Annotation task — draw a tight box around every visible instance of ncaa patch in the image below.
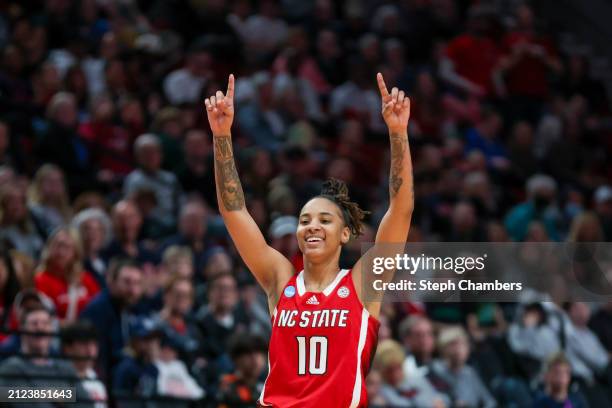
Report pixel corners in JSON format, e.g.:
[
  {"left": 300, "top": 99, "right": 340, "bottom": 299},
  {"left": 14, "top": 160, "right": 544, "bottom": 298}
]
[
  {"left": 337, "top": 286, "right": 350, "bottom": 298},
  {"left": 284, "top": 285, "right": 296, "bottom": 298}
]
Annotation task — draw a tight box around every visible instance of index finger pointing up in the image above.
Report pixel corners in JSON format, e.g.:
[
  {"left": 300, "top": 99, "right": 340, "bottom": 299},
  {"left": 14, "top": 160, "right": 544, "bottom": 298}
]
[
  {"left": 226, "top": 74, "right": 235, "bottom": 99},
  {"left": 377, "top": 72, "right": 390, "bottom": 100}
]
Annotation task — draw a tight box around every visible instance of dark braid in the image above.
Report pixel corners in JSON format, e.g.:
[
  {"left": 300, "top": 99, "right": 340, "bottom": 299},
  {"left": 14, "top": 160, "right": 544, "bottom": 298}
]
[{"left": 319, "top": 178, "right": 369, "bottom": 237}]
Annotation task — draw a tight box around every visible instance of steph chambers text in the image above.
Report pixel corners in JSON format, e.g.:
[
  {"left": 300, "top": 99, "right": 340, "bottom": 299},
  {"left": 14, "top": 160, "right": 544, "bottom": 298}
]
[{"left": 373, "top": 279, "right": 522, "bottom": 292}]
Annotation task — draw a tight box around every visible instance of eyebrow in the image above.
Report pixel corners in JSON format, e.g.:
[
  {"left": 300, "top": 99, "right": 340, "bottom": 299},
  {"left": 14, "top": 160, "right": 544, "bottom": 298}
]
[{"left": 300, "top": 212, "right": 335, "bottom": 218}]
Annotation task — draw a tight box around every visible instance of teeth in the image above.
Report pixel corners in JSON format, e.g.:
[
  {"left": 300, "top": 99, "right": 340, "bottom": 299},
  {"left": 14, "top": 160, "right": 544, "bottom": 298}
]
[{"left": 307, "top": 237, "right": 322, "bottom": 242}]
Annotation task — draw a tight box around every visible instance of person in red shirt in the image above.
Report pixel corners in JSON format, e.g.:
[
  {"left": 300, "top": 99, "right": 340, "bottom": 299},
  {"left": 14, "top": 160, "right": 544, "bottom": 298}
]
[
  {"left": 441, "top": 6, "right": 501, "bottom": 98},
  {"left": 34, "top": 227, "right": 100, "bottom": 322},
  {"left": 496, "top": 4, "right": 561, "bottom": 100}
]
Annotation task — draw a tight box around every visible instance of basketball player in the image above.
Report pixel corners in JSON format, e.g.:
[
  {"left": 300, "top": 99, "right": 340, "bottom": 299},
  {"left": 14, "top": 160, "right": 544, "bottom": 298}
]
[{"left": 204, "top": 72, "right": 413, "bottom": 407}]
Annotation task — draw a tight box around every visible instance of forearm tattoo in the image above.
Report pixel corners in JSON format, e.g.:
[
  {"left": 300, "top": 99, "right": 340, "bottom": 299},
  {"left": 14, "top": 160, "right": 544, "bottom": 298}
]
[
  {"left": 389, "top": 132, "right": 406, "bottom": 198},
  {"left": 214, "top": 136, "right": 245, "bottom": 211}
]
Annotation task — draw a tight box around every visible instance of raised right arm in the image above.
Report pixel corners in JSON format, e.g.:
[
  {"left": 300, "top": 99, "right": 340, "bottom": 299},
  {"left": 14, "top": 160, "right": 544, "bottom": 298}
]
[{"left": 205, "top": 75, "right": 294, "bottom": 304}]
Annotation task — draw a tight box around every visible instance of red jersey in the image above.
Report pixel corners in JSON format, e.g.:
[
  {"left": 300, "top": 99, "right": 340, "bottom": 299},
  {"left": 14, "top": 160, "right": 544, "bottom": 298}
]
[
  {"left": 259, "top": 269, "right": 380, "bottom": 408},
  {"left": 35, "top": 270, "right": 100, "bottom": 321}
]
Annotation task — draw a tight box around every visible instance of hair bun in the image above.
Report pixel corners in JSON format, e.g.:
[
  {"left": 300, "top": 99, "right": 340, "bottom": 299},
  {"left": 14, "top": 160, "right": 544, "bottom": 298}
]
[{"left": 321, "top": 178, "right": 349, "bottom": 200}]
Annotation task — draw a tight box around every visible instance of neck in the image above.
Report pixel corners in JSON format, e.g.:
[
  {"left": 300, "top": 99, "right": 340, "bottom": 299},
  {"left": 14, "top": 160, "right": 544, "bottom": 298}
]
[
  {"left": 74, "top": 363, "right": 89, "bottom": 377},
  {"left": 161, "top": 308, "right": 183, "bottom": 323},
  {"left": 302, "top": 257, "right": 341, "bottom": 292},
  {"left": 447, "top": 359, "right": 463, "bottom": 373},
  {"left": 547, "top": 385, "right": 568, "bottom": 402},
  {"left": 237, "top": 370, "right": 257, "bottom": 386}
]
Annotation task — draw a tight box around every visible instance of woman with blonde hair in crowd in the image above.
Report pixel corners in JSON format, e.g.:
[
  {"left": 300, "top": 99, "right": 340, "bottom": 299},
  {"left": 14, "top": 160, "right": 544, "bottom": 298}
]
[
  {"left": 34, "top": 227, "right": 100, "bottom": 322},
  {"left": 28, "top": 164, "right": 72, "bottom": 233},
  {"left": 566, "top": 211, "right": 604, "bottom": 242}
]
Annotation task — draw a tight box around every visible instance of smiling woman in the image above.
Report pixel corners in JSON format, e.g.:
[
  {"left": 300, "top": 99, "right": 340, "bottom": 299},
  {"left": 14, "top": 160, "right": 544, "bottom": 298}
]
[{"left": 204, "top": 72, "right": 414, "bottom": 407}]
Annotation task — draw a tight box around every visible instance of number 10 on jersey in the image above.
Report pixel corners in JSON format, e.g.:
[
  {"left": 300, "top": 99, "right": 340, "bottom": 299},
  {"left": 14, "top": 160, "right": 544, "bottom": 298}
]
[{"left": 296, "top": 336, "right": 328, "bottom": 375}]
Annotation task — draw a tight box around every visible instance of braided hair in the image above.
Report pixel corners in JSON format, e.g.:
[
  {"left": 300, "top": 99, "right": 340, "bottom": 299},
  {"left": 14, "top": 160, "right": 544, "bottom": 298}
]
[{"left": 318, "top": 178, "right": 369, "bottom": 237}]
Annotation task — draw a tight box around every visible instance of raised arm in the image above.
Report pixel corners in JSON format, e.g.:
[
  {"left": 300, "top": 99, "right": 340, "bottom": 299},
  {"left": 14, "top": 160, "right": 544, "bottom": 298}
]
[
  {"left": 204, "top": 75, "right": 293, "bottom": 307},
  {"left": 374, "top": 73, "right": 414, "bottom": 243},
  {"left": 353, "top": 73, "right": 414, "bottom": 318}
]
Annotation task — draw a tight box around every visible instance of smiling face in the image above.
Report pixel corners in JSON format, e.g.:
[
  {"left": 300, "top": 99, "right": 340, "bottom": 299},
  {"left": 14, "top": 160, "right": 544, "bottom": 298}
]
[{"left": 297, "top": 197, "right": 350, "bottom": 263}]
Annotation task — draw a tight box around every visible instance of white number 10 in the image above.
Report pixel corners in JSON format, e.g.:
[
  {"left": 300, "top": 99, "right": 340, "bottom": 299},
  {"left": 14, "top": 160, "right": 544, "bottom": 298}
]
[{"left": 296, "top": 336, "right": 328, "bottom": 375}]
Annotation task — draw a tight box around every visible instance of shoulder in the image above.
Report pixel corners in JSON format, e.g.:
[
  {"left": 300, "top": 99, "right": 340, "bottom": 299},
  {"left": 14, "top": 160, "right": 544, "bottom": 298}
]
[
  {"left": 0, "top": 356, "right": 26, "bottom": 372},
  {"left": 158, "top": 170, "right": 178, "bottom": 184}
]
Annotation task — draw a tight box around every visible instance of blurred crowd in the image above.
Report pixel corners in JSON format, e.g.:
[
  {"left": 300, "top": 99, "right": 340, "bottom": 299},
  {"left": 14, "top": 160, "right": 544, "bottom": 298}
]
[{"left": 0, "top": 0, "right": 611, "bottom": 407}]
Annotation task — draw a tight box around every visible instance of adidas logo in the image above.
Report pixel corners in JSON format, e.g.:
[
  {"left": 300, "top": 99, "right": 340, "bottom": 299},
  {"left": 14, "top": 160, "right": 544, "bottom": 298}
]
[{"left": 306, "top": 295, "right": 319, "bottom": 305}]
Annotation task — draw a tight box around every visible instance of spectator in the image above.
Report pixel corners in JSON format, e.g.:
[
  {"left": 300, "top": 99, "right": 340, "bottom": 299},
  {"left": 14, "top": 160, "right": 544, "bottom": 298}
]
[
  {"left": 496, "top": 4, "right": 561, "bottom": 104},
  {"left": 155, "top": 330, "right": 205, "bottom": 401},
  {"left": 35, "top": 91, "right": 96, "bottom": 197},
  {"left": 161, "top": 246, "right": 194, "bottom": 281},
  {"left": 448, "top": 201, "right": 487, "bottom": 241},
  {"left": 593, "top": 186, "right": 612, "bottom": 240},
  {"left": 0, "top": 183, "right": 47, "bottom": 259},
  {"left": 195, "top": 247, "right": 235, "bottom": 302},
  {"left": 464, "top": 108, "right": 509, "bottom": 172},
  {"left": 0, "top": 306, "right": 92, "bottom": 407},
  {"left": 268, "top": 215, "right": 299, "bottom": 265},
  {"left": 197, "top": 272, "right": 249, "bottom": 361},
  {"left": 429, "top": 326, "right": 496, "bottom": 408},
  {"left": 80, "top": 259, "right": 144, "bottom": 379},
  {"left": 163, "top": 45, "right": 212, "bottom": 106},
  {"left": 238, "top": 0, "right": 289, "bottom": 62},
  {"left": 564, "top": 301, "right": 612, "bottom": 406},
  {"left": 590, "top": 301, "right": 612, "bottom": 354},
  {"left": 101, "top": 200, "right": 158, "bottom": 266},
  {"left": 175, "top": 130, "right": 216, "bottom": 209},
  {"left": 28, "top": 164, "right": 72, "bottom": 234},
  {"left": 507, "top": 302, "right": 562, "bottom": 379},
  {"left": 533, "top": 352, "right": 589, "bottom": 408},
  {"left": 72, "top": 208, "right": 112, "bottom": 288},
  {"left": 123, "top": 134, "right": 181, "bottom": 236},
  {"left": 158, "top": 276, "right": 202, "bottom": 366},
  {"left": 217, "top": 333, "right": 267, "bottom": 407},
  {"left": 440, "top": 5, "right": 500, "bottom": 97},
  {"left": 366, "top": 369, "right": 388, "bottom": 407},
  {"left": 504, "top": 174, "right": 562, "bottom": 241},
  {"left": 236, "top": 72, "right": 286, "bottom": 150},
  {"left": 61, "top": 320, "right": 108, "bottom": 408},
  {"left": 151, "top": 107, "right": 185, "bottom": 172},
  {"left": 113, "top": 317, "right": 162, "bottom": 398},
  {"left": 0, "top": 249, "right": 21, "bottom": 342},
  {"left": 567, "top": 212, "right": 604, "bottom": 242},
  {"left": 160, "top": 200, "right": 210, "bottom": 274},
  {"left": 34, "top": 227, "right": 100, "bottom": 322},
  {"left": 399, "top": 315, "right": 436, "bottom": 377},
  {"left": 373, "top": 338, "right": 447, "bottom": 407},
  {"left": 78, "top": 94, "right": 133, "bottom": 179}
]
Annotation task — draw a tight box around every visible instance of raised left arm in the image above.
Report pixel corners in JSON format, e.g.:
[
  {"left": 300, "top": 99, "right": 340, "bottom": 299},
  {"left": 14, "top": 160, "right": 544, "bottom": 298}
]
[
  {"left": 375, "top": 73, "right": 414, "bottom": 244},
  {"left": 352, "top": 73, "right": 414, "bottom": 318}
]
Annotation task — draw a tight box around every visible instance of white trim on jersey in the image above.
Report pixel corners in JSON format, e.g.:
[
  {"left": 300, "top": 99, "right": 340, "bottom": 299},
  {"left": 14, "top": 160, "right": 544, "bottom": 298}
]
[
  {"left": 296, "top": 269, "right": 349, "bottom": 297},
  {"left": 349, "top": 308, "right": 370, "bottom": 408},
  {"left": 323, "top": 269, "right": 349, "bottom": 296},
  {"left": 258, "top": 308, "right": 277, "bottom": 407}
]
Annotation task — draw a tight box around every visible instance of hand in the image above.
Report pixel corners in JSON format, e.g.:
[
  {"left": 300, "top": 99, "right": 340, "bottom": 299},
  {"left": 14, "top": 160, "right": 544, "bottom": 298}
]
[
  {"left": 204, "top": 74, "right": 235, "bottom": 136},
  {"left": 377, "top": 72, "right": 410, "bottom": 134}
]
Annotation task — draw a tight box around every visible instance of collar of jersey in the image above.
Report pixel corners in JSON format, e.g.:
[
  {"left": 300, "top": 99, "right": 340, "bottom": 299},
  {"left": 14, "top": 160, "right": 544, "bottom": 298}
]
[{"left": 296, "top": 269, "right": 349, "bottom": 297}]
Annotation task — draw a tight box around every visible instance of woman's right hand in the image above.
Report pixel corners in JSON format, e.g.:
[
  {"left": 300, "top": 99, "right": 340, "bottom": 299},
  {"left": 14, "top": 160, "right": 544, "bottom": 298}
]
[{"left": 204, "top": 74, "right": 235, "bottom": 136}]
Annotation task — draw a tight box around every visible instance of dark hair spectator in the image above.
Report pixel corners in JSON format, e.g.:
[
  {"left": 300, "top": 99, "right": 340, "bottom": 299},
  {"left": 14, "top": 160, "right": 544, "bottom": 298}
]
[{"left": 61, "top": 320, "right": 108, "bottom": 407}]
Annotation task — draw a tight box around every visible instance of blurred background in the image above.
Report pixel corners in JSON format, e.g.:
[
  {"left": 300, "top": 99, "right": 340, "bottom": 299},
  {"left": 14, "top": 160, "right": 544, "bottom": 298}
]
[{"left": 0, "top": 0, "right": 611, "bottom": 406}]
